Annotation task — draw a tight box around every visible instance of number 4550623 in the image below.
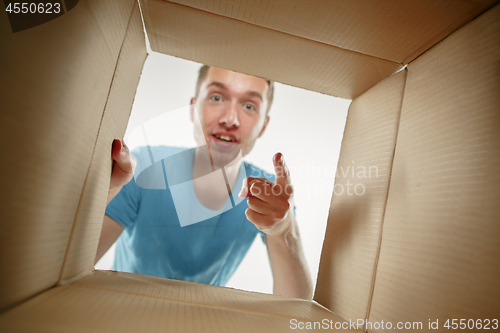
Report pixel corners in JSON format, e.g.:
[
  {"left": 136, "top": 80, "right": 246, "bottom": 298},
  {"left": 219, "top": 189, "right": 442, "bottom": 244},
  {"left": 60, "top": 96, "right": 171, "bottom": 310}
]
[
  {"left": 444, "top": 319, "right": 498, "bottom": 330},
  {"left": 5, "top": 2, "right": 61, "bottom": 14}
]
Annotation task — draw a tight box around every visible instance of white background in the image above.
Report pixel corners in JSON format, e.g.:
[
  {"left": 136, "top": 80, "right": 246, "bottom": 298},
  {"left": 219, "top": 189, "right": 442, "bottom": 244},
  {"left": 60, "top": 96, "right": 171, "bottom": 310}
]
[{"left": 95, "top": 48, "right": 350, "bottom": 295}]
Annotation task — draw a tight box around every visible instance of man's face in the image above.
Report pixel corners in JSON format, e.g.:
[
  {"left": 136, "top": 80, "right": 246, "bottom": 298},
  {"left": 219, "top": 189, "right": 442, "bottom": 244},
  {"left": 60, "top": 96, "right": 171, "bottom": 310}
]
[{"left": 191, "top": 67, "right": 270, "bottom": 167}]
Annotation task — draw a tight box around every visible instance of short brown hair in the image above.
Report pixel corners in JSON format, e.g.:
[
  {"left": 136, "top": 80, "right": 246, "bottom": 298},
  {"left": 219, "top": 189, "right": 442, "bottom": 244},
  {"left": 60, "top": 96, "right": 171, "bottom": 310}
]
[{"left": 194, "top": 65, "right": 274, "bottom": 115}]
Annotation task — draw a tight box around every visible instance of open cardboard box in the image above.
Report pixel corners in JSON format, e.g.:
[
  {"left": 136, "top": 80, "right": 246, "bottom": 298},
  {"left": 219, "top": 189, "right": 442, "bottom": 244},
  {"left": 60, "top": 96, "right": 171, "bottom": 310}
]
[{"left": 1, "top": 0, "right": 499, "bottom": 331}]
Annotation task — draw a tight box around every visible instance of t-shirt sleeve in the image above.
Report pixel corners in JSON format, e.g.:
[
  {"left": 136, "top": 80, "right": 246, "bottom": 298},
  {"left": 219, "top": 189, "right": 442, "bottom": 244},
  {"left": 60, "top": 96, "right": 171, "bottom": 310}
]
[{"left": 105, "top": 177, "right": 141, "bottom": 229}]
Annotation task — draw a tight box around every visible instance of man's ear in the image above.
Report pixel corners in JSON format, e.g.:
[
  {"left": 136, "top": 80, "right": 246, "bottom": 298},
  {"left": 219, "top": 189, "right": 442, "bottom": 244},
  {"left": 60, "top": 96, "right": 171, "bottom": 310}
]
[
  {"left": 190, "top": 98, "right": 195, "bottom": 122},
  {"left": 258, "top": 116, "right": 270, "bottom": 138}
]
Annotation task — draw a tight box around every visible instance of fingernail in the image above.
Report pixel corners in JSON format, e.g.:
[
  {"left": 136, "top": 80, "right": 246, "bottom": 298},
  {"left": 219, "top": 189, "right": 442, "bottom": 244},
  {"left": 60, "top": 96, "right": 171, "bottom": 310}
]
[
  {"left": 238, "top": 186, "right": 247, "bottom": 198},
  {"left": 114, "top": 139, "right": 122, "bottom": 153}
]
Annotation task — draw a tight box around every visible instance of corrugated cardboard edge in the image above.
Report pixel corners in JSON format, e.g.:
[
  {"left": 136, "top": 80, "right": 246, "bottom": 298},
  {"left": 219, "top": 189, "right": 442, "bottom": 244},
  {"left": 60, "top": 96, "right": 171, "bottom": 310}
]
[
  {"left": 362, "top": 71, "right": 407, "bottom": 331},
  {"left": 314, "top": 69, "right": 407, "bottom": 321},
  {"left": 0, "top": 0, "right": 136, "bottom": 313},
  {"left": 0, "top": 270, "right": 364, "bottom": 332},
  {"left": 140, "top": 0, "right": 402, "bottom": 100},
  {"left": 168, "top": 0, "right": 497, "bottom": 65},
  {"left": 402, "top": 0, "right": 500, "bottom": 63},
  {"left": 368, "top": 3, "right": 500, "bottom": 326},
  {"left": 58, "top": 2, "right": 147, "bottom": 285}
]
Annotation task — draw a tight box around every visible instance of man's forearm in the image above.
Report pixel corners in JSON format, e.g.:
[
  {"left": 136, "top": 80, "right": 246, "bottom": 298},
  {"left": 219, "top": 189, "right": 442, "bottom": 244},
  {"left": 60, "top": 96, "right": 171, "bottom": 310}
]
[
  {"left": 265, "top": 221, "right": 313, "bottom": 300},
  {"left": 107, "top": 186, "right": 122, "bottom": 205}
]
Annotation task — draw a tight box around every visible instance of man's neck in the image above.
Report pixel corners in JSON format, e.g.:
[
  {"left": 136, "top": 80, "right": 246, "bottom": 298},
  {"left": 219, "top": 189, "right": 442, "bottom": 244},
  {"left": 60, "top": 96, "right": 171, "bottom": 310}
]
[{"left": 192, "top": 147, "right": 242, "bottom": 210}]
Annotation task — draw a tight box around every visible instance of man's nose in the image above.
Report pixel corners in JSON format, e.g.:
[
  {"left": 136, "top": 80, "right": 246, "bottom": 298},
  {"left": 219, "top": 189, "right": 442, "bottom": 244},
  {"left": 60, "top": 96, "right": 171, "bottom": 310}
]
[{"left": 219, "top": 102, "right": 240, "bottom": 127}]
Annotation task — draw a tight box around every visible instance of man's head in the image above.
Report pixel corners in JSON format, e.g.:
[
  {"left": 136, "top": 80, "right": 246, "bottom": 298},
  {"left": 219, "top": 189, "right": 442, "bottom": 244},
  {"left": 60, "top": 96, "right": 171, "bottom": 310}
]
[
  {"left": 194, "top": 65, "right": 274, "bottom": 115},
  {"left": 190, "top": 66, "right": 274, "bottom": 166}
]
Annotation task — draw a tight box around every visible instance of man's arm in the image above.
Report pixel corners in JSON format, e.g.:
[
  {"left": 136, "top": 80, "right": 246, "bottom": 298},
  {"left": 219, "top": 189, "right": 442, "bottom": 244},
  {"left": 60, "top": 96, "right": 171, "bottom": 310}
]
[
  {"left": 239, "top": 153, "right": 313, "bottom": 300},
  {"left": 264, "top": 217, "right": 313, "bottom": 299},
  {"left": 95, "top": 215, "right": 124, "bottom": 264},
  {"left": 94, "top": 139, "right": 136, "bottom": 265}
]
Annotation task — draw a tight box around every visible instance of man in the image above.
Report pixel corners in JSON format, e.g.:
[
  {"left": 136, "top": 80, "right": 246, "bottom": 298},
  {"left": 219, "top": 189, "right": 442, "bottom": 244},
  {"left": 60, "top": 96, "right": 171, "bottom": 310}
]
[{"left": 96, "top": 66, "right": 312, "bottom": 299}]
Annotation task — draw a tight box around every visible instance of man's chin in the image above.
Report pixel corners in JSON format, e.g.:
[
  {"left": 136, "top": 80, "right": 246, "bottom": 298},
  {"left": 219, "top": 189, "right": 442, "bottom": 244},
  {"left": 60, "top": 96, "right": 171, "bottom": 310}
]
[{"left": 209, "top": 143, "right": 242, "bottom": 168}]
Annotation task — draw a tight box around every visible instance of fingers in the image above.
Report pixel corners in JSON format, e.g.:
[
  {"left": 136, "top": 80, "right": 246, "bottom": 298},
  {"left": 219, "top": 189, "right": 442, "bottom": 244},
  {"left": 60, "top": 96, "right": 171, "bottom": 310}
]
[
  {"left": 250, "top": 180, "right": 292, "bottom": 202},
  {"left": 242, "top": 152, "right": 295, "bottom": 233},
  {"left": 273, "top": 152, "right": 291, "bottom": 187},
  {"left": 112, "top": 139, "right": 129, "bottom": 163},
  {"left": 245, "top": 208, "right": 273, "bottom": 231},
  {"left": 110, "top": 139, "right": 136, "bottom": 189},
  {"left": 111, "top": 138, "right": 122, "bottom": 160},
  {"left": 238, "top": 177, "right": 273, "bottom": 199},
  {"left": 238, "top": 153, "right": 294, "bottom": 201},
  {"left": 111, "top": 139, "right": 135, "bottom": 172},
  {"left": 246, "top": 195, "right": 268, "bottom": 214},
  {"left": 247, "top": 195, "right": 290, "bottom": 220}
]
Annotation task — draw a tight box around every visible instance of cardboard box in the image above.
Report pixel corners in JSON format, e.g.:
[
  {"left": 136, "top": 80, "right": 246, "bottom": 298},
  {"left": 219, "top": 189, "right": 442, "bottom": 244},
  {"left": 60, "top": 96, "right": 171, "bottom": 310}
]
[{"left": 0, "top": 0, "right": 498, "bottom": 331}]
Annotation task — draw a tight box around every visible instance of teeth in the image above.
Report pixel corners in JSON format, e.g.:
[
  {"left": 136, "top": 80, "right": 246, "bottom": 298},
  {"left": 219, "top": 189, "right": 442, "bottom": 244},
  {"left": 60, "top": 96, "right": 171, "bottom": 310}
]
[{"left": 216, "top": 135, "right": 233, "bottom": 142}]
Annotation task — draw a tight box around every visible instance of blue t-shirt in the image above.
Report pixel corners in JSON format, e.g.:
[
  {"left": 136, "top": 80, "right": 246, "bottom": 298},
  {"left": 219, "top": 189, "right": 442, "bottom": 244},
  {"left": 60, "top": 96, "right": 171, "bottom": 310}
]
[{"left": 105, "top": 146, "right": 274, "bottom": 286}]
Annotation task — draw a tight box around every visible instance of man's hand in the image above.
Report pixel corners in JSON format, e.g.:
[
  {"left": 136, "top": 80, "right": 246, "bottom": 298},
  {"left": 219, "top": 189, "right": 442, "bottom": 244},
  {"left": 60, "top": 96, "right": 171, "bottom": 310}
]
[
  {"left": 108, "top": 139, "right": 136, "bottom": 204},
  {"left": 238, "top": 152, "right": 294, "bottom": 236},
  {"left": 238, "top": 153, "right": 312, "bottom": 299}
]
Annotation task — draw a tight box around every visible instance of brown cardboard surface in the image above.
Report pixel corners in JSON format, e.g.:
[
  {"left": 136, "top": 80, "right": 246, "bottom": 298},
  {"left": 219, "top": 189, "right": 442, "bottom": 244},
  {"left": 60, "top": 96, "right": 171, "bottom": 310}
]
[
  {"left": 75, "top": 270, "right": 336, "bottom": 321},
  {"left": 368, "top": 4, "right": 500, "bottom": 331},
  {"left": 140, "top": 0, "right": 402, "bottom": 100},
  {"left": 315, "top": 71, "right": 406, "bottom": 321},
  {"left": 86, "top": 0, "right": 138, "bottom": 56},
  {"left": 58, "top": 3, "right": 147, "bottom": 285},
  {"left": 2, "top": 0, "right": 499, "bottom": 330},
  {"left": 167, "top": 0, "right": 495, "bottom": 64},
  {"left": 0, "top": 270, "right": 362, "bottom": 332},
  {"left": 0, "top": 0, "right": 135, "bottom": 312}
]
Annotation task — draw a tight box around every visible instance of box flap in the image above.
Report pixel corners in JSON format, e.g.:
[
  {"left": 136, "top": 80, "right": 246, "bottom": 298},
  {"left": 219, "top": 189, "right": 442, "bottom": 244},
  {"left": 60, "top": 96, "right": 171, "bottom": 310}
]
[
  {"left": 166, "top": 0, "right": 496, "bottom": 64},
  {"left": 369, "top": 3, "right": 500, "bottom": 325},
  {"left": 315, "top": 70, "right": 406, "bottom": 320},
  {"left": 140, "top": 0, "right": 495, "bottom": 99},
  {"left": 140, "top": 0, "right": 402, "bottom": 100},
  {"left": 0, "top": 0, "right": 135, "bottom": 312},
  {"left": 0, "top": 270, "right": 362, "bottom": 332},
  {"left": 58, "top": 2, "right": 147, "bottom": 285}
]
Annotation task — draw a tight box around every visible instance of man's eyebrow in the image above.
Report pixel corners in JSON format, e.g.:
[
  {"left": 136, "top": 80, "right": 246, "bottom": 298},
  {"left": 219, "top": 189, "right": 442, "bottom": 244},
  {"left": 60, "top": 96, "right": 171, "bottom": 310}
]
[
  {"left": 246, "top": 91, "right": 263, "bottom": 101},
  {"left": 206, "top": 81, "right": 263, "bottom": 101},
  {"left": 206, "top": 81, "right": 227, "bottom": 91}
]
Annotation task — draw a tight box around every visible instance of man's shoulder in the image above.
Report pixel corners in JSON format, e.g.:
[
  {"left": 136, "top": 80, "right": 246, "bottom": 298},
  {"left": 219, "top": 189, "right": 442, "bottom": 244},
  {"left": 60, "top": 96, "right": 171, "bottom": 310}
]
[
  {"left": 131, "top": 145, "right": 188, "bottom": 157},
  {"left": 130, "top": 145, "right": 190, "bottom": 165},
  {"left": 129, "top": 145, "right": 192, "bottom": 184},
  {"left": 243, "top": 161, "right": 275, "bottom": 182}
]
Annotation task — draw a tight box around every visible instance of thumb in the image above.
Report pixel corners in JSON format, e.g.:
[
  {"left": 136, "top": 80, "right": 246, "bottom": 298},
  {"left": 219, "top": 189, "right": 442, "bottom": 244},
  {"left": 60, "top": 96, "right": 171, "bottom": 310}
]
[
  {"left": 112, "top": 139, "right": 128, "bottom": 163},
  {"left": 111, "top": 139, "right": 136, "bottom": 174},
  {"left": 273, "top": 152, "right": 291, "bottom": 187},
  {"left": 110, "top": 139, "right": 136, "bottom": 189}
]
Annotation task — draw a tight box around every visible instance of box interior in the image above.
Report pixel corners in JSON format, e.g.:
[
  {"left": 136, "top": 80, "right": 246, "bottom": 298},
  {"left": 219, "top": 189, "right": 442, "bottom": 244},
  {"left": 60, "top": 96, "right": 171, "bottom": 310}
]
[{"left": 0, "top": 0, "right": 498, "bottom": 331}]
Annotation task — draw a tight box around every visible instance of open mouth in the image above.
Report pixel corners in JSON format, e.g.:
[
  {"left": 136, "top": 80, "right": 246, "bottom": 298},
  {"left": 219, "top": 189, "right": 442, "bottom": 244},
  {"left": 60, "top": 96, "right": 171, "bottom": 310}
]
[{"left": 213, "top": 134, "right": 236, "bottom": 143}]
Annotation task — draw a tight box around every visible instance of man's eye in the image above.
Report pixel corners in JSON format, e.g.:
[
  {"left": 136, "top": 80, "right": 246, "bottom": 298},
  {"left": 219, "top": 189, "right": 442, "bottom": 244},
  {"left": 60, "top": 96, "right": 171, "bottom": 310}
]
[
  {"left": 210, "top": 95, "right": 222, "bottom": 102},
  {"left": 244, "top": 103, "right": 255, "bottom": 111}
]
